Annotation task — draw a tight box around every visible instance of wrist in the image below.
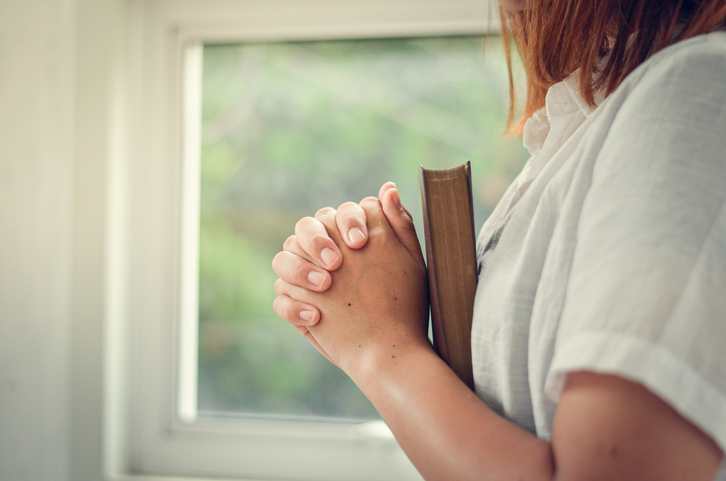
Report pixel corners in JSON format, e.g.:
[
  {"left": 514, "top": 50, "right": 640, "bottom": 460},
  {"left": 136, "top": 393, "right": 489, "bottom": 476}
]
[{"left": 342, "top": 334, "right": 435, "bottom": 394}]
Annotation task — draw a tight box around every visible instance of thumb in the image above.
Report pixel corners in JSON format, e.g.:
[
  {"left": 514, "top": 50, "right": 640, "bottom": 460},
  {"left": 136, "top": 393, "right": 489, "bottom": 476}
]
[{"left": 380, "top": 187, "right": 425, "bottom": 268}]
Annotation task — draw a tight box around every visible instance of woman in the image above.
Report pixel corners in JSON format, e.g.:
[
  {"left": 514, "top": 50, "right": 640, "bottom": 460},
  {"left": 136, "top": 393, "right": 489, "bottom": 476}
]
[{"left": 272, "top": 1, "right": 726, "bottom": 479}]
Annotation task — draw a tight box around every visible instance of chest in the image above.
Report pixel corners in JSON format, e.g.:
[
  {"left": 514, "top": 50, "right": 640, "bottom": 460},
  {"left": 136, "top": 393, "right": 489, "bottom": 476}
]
[{"left": 470, "top": 125, "right": 601, "bottom": 438}]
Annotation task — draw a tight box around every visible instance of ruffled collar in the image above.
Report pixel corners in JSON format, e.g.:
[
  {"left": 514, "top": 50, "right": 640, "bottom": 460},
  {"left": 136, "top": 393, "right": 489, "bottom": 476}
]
[{"left": 522, "top": 71, "right": 603, "bottom": 155}]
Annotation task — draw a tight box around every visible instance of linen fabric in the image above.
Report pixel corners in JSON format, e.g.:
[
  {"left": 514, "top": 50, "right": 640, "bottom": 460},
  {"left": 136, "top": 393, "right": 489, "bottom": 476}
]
[{"left": 471, "top": 31, "right": 726, "bottom": 477}]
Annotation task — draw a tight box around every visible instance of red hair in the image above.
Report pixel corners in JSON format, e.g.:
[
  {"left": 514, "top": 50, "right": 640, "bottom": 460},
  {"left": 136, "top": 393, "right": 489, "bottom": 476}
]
[{"left": 502, "top": 0, "right": 726, "bottom": 135}]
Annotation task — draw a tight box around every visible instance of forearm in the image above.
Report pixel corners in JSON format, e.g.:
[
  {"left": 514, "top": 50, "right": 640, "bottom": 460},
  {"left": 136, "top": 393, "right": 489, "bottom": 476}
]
[
  {"left": 276, "top": 198, "right": 723, "bottom": 481},
  {"left": 347, "top": 342, "right": 555, "bottom": 481}
]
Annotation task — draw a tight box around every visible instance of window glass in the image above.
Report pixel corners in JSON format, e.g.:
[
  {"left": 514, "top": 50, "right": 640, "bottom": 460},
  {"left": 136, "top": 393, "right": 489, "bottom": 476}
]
[{"left": 197, "top": 36, "right": 528, "bottom": 420}]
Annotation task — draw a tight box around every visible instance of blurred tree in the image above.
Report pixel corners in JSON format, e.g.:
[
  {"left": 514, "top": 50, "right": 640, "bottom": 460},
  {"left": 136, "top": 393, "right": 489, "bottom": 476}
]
[{"left": 197, "top": 36, "right": 529, "bottom": 420}]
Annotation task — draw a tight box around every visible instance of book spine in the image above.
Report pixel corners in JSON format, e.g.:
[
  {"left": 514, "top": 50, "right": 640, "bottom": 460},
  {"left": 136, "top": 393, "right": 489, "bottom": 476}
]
[{"left": 420, "top": 162, "right": 477, "bottom": 390}]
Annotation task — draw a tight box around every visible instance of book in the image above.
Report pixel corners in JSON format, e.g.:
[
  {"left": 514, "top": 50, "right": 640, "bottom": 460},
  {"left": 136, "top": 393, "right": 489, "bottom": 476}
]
[{"left": 419, "top": 162, "right": 477, "bottom": 391}]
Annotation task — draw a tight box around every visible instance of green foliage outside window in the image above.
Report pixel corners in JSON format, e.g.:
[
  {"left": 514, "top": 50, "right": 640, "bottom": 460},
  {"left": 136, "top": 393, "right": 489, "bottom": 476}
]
[{"left": 197, "top": 36, "right": 529, "bottom": 420}]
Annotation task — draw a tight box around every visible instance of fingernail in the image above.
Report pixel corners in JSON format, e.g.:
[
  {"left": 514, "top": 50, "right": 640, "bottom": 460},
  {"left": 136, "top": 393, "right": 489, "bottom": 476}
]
[
  {"left": 320, "top": 247, "right": 338, "bottom": 268},
  {"left": 307, "top": 270, "right": 325, "bottom": 288},
  {"left": 300, "top": 310, "right": 315, "bottom": 323},
  {"left": 392, "top": 190, "right": 402, "bottom": 210},
  {"left": 348, "top": 227, "right": 365, "bottom": 244}
]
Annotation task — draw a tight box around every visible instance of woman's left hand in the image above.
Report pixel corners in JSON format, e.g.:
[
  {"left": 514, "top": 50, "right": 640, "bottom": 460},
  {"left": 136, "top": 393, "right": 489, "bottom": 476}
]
[{"left": 274, "top": 196, "right": 430, "bottom": 377}]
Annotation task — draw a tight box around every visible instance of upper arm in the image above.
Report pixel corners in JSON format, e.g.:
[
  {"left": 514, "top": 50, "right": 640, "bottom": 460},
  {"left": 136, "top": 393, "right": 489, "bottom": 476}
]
[
  {"left": 551, "top": 371, "right": 722, "bottom": 481},
  {"left": 544, "top": 36, "right": 726, "bottom": 481}
]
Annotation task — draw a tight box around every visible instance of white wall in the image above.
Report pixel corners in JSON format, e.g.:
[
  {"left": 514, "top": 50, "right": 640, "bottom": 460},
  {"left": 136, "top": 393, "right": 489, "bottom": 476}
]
[
  {"left": 0, "top": 2, "right": 489, "bottom": 480},
  {"left": 0, "top": 0, "right": 76, "bottom": 480},
  {"left": 0, "top": 0, "right": 127, "bottom": 479}
]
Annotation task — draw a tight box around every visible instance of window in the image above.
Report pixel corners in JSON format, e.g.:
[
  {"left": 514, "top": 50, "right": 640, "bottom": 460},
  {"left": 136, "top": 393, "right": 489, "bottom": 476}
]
[{"left": 125, "top": 1, "right": 527, "bottom": 480}]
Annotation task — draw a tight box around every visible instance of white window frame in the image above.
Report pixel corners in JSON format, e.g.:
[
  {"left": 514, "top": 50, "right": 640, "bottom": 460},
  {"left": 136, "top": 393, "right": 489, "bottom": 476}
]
[{"left": 119, "top": 1, "right": 497, "bottom": 480}]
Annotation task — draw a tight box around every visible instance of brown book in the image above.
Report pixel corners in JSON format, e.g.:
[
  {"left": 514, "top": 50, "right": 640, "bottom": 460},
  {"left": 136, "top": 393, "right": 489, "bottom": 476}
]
[{"left": 419, "top": 162, "right": 477, "bottom": 391}]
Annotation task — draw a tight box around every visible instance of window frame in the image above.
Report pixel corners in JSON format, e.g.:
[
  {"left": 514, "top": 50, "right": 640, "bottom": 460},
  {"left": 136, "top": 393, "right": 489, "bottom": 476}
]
[{"left": 123, "top": 1, "right": 496, "bottom": 479}]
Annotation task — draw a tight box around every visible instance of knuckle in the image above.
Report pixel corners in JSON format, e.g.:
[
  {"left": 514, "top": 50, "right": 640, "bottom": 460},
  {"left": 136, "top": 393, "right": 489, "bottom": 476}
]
[
  {"left": 401, "top": 225, "right": 416, "bottom": 237},
  {"left": 338, "top": 201, "right": 359, "bottom": 211},
  {"left": 283, "top": 235, "right": 297, "bottom": 251},
  {"left": 360, "top": 196, "right": 383, "bottom": 215},
  {"left": 295, "top": 216, "right": 316, "bottom": 232},
  {"left": 399, "top": 217, "right": 416, "bottom": 232},
  {"left": 289, "top": 262, "right": 304, "bottom": 282},
  {"left": 274, "top": 296, "right": 295, "bottom": 322},
  {"left": 338, "top": 206, "right": 364, "bottom": 226},
  {"left": 307, "top": 234, "right": 332, "bottom": 254},
  {"left": 271, "top": 252, "right": 284, "bottom": 272},
  {"left": 272, "top": 296, "right": 285, "bottom": 318},
  {"left": 404, "top": 222, "right": 417, "bottom": 234},
  {"left": 359, "top": 197, "right": 381, "bottom": 212},
  {"left": 315, "top": 206, "right": 335, "bottom": 218},
  {"left": 283, "top": 302, "right": 294, "bottom": 322}
]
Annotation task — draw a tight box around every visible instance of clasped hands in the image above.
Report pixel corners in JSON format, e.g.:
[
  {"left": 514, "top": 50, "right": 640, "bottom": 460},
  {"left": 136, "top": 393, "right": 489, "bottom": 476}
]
[{"left": 272, "top": 182, "right": 431, "bottom": 378}]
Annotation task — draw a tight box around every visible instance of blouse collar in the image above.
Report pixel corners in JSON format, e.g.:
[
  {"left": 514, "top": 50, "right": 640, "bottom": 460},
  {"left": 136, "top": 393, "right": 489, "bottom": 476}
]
[{"left": 522, "top": 70, "right": 603, "bottom": 155}]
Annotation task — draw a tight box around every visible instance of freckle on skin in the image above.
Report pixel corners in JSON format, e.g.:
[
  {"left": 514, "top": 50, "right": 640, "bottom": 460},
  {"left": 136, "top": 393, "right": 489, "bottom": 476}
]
[
  {"left": 392, "top": 355, "right": 395, "bottom": 358},
  {"left": 609, "top": 445, "right": 618, "bottom": 458},
  {"left": 347, "top": 303, "right": 351, "bottom": 306}
]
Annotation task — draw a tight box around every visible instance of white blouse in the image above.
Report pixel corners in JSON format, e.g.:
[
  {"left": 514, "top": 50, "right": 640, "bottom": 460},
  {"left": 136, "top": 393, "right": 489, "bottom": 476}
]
[{"left": 471, "top": 31, "right": 726, "bottom": 477}]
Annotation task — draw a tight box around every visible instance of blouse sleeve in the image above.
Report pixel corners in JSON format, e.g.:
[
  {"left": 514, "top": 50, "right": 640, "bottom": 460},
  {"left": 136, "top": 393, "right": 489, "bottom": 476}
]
[{"left": 545, "top": 33, "right": 726, "bottom": 456}]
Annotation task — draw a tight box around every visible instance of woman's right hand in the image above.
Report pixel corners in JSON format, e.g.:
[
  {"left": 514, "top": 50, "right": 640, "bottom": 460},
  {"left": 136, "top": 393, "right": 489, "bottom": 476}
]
[{"left": 271, "top": 182, "right": 421, "bottom": 330}]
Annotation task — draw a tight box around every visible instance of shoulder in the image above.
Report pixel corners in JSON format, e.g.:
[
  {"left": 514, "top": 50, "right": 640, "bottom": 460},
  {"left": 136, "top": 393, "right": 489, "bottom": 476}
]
[
  {"left": 621, "top": 31, "right": 726, "bottom": 97},
  {"left": 604, "top": 32, "right": 726, "bottom": 135},
  {"left": 647, "top": 30, "right": 726, "bottom": 70},
  {"left": 591, "top": 30, "right": 726, "bottom": 180}
]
